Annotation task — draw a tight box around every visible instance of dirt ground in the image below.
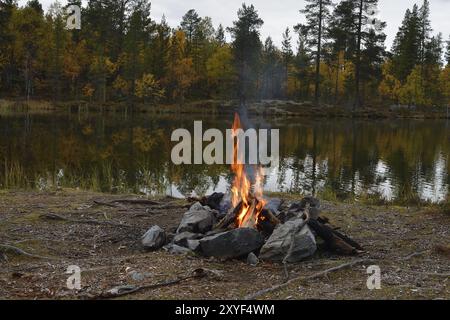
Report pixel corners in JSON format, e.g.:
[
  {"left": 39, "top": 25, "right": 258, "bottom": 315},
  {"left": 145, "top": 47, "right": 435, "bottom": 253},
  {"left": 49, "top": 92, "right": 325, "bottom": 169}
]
[{"left": 0, "top": 189, "right": 448, "bottom": 300}]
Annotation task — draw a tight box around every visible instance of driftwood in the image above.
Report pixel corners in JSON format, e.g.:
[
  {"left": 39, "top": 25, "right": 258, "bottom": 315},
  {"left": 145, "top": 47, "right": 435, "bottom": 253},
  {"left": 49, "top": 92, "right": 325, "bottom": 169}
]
[
  {"left": 40, "top": 213, "right": 134, "bottom": 229},
  {"left": 245, "top": 259, "right": 376, "bottom": 300},
  {"left": 307, "top": 220, "right": 363, "bottom": 255}
]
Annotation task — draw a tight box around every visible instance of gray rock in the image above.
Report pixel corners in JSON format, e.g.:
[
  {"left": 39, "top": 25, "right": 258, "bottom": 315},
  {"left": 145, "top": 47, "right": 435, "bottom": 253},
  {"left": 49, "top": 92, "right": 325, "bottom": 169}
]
[
  {"left": 177, "top": 202, "right": 216, "bottom": 234},
  {"left": 219, "top": 193, "right": 232, "bottom": 214},
  {"left": 284, "top": 225, "right": 317, "bottom": 263},
  {"left": 247, "top": 252, "right": 260, "bottom": 266},
  {"left": 199, "top": 228, "right": 265, "bottom": 259},
  {"left": 259, "top": 220, "right": 316, "bottom": 262},
  {"left": 129, "top": 271, "right": 145, "bottom": 282},
  {"left": 142, "top": 226, "right": 166, "bottom": 250},
  {"left": 173, "top": 232, "right": 202, "bottom": 247},
  {"left": 164, "top": 244, "right": 194, "bottom": 255},
  {"left": 265, "top": 198, "right": 282, "bottom": 215}
]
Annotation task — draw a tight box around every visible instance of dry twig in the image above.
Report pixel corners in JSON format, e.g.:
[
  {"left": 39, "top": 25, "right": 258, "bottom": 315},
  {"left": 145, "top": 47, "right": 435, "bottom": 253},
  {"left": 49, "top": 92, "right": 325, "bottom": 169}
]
[
  {"left": 0, "top": 244, "right": 56, "bottom": 260},
  {"left": 40, "top": 213, "right": 134, "bottom": 229},
  {"left": 245, "top": 259, "right": 376, "bottom": 300}
]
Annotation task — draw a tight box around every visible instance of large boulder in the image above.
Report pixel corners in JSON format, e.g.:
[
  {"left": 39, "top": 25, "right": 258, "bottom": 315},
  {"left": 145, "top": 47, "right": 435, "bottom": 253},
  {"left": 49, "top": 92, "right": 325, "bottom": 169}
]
[
  {"left": 199, "top": 228, "right": 265, "bottom": 259},
  {"left": 177, "top": 203, "right": 216, "bottom": 234},
  {"left": 259, "top": 220, "right": 317, "bottom": 262},
  {"left": 142, "top": 226, "right": 166, "bottom": 250},
  {"left": 284, "top": 225, "right": 317, "bottom": 263}
]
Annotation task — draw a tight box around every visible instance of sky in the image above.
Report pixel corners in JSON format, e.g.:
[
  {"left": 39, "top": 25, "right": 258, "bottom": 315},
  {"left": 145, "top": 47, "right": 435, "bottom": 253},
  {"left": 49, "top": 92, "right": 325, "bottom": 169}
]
[{"left": 19, "top": 0, "right": 450, "bottom": 51}]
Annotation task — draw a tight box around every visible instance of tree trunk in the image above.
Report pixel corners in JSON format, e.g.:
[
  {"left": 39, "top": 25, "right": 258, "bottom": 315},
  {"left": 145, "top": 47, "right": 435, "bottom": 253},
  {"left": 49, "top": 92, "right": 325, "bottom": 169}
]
[
  {"left": 354, "top": 0, "right": 364, "bottom": 110},
  {"left": 315, "top": 0, "right": 324, "bottom": 105}
]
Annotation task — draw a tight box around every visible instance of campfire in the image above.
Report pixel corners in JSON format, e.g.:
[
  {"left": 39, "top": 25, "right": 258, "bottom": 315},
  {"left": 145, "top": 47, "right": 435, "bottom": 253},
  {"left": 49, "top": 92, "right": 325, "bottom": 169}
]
[
  {"left": 230, "top": 113, "right": 267, "bottom": 230},
  {"left": 143, "top": 113, "right": 363, "bottom": 264}
]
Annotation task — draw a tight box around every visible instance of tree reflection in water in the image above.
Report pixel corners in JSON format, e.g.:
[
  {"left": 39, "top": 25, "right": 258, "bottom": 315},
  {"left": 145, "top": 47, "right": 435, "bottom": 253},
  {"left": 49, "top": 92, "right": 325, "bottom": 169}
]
[{"left": 0, "top": 113, "right": 448, "bottom": 204}]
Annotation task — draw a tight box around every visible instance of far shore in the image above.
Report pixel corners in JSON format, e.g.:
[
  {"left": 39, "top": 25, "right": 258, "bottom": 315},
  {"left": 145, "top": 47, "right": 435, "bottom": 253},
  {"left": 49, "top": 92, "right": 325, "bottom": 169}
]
[{"left": 1, "top": 99, "right": 449, "bottom": 120}]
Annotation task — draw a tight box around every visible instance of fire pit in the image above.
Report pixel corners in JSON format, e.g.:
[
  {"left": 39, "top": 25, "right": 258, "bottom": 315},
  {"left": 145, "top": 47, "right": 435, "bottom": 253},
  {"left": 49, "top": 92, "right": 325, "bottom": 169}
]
[{"left": 143, "top": 114, "right": 363, "bottom": 263}]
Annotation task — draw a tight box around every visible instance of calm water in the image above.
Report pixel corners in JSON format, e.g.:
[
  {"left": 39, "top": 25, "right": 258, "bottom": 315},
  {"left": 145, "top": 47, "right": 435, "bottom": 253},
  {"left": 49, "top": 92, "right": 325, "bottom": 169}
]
[{"left": 0, "top": 111, "right": 449, "bottom": 203}]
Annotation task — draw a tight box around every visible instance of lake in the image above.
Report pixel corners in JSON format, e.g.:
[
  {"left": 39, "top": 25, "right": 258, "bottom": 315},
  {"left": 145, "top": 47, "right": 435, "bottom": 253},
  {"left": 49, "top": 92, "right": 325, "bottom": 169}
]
[{"left": 0, "top": 111, "right": 448, "bottom": 203}]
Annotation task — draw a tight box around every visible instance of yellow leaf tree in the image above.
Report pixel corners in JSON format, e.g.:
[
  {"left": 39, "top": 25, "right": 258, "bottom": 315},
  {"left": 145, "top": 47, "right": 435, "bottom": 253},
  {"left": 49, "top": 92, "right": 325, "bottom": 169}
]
[
  {"left": 206, "top": 45, "right": 235, "bottom": 98},
  {"left": 135, "top": 73, "right": 165, "bottom": 104}
]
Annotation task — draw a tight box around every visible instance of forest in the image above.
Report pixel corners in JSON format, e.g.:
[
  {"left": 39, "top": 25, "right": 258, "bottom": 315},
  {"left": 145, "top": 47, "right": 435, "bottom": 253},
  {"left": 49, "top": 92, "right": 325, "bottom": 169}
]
[{"left": 0, "top": 0, "right": 449, "bottom": 108}]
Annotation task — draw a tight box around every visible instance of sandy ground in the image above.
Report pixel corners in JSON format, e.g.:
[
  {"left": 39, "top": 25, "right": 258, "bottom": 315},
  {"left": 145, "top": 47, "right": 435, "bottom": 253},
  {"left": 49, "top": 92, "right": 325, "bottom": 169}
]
[{"left": 0, "top": 189, "right": 448, "bottom": 300}]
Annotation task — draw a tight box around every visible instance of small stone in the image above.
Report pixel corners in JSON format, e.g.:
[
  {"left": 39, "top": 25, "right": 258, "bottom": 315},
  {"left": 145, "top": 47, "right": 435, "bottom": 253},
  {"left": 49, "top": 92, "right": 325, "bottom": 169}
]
[
  {"left": 164, "top": 244, "right": 194, "bottom": 255},
  {"left": 247, "top": 253, "right": 259, "bottom": 266},
  {"left": 173, "top": 232, "right": 202, "bottom": 247},
  {"left": 142, "top": 226, "right": 166, "bottom": 250},
  {"left": 130, "top": 271, "right": 145, "bottom": 282}
]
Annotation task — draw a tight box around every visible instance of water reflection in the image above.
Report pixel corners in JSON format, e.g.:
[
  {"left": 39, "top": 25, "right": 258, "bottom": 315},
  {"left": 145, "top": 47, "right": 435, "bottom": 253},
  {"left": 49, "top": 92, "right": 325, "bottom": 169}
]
[{"left": 0, "top": 112, "right": 448, "bottom": 203}]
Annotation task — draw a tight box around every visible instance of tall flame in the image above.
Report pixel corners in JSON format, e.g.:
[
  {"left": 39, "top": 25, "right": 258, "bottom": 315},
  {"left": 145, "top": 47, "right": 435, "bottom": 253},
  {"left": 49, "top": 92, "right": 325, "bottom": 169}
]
[{"left": 231, "top": 113, "right": 266, "bottom": 229}]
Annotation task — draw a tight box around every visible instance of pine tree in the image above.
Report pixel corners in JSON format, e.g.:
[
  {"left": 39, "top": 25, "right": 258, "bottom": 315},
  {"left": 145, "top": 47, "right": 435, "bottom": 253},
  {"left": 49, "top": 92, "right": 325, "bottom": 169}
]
[
  {"left": 354, "top": 0, "right": 385, "bottom": 109},
  {"left": 228, "top": 4, "right": 263, "bottom": 103},
  {"left": 300, "top": 0, "right": 332, "bottom": 104},
  {"left": 419, "top": 0, "right": 432, "bottom": 66},
  {"left": 281, "top": 28, "right": 293, "bottom": 98},
  {"left": 180, "top": 9, "right": 201, "bottom": 54},
  {"left": 327, "top": 0, "right": 358, "bottom": 60},
  {"left": 327, "top": 0, "right": 358, "bottom": 103}
]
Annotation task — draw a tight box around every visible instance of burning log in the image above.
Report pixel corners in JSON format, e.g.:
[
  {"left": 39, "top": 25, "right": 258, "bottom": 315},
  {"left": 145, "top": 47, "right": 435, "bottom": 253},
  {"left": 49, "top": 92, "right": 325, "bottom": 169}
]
[{"left": 214, "top": 201, "right": 243, "bottom": 230}]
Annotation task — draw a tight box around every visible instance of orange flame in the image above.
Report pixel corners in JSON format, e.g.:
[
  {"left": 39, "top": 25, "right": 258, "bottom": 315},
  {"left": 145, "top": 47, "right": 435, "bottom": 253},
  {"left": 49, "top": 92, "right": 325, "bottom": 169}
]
[{"left": 231, "top": 113, "right": 266, "bottom": 229}]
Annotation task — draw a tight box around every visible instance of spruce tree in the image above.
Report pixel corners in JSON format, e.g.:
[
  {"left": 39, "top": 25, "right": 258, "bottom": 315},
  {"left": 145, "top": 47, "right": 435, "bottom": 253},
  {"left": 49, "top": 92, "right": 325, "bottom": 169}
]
[
  {"left": 228, "top": 4, "right": 263, "bottom": 103},
  {"left": 446, "top": 36, "right": 450, "bottom": 66},
  {"left": 215, "top": 24, "right": 226, "bottom": 46},
  {"left": 392, "top": 5, "right": 421, "bottom": 82}
]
